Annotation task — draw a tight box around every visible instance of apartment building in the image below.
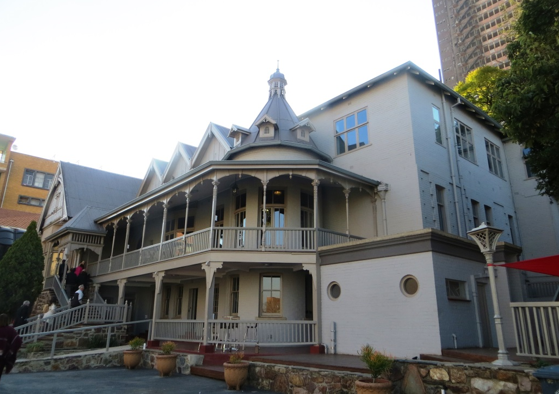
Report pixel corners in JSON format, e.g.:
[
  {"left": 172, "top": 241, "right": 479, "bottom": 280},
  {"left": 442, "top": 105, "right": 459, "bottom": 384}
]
[{"left": 433, "top": 0, "right": 519, "bottom": 86}]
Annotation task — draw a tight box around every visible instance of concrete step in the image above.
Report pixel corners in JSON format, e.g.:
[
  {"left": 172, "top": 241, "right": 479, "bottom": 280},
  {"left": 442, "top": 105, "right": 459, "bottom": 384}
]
[{"left": 190, "top": 365, "right": 224, "bottom": 380}]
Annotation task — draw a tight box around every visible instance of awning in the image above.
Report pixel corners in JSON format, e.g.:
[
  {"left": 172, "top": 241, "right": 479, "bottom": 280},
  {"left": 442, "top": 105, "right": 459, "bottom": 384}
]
[{"left": 500, "top": 255, "right": 559, "bottom": 277}]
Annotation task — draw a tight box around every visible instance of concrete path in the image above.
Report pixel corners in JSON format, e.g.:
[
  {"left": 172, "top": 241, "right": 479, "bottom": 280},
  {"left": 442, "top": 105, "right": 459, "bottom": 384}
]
[{"left": 0, "top": 368, "right": 280, "bottom": 393}]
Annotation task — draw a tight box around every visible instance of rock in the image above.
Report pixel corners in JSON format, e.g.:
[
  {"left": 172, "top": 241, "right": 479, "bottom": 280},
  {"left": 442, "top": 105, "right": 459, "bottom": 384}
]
[
  {"left": 429, "top": 368, "right": 450, "bottom": 381},
  {"left": 450, "top": 368, "right": 466, "bottom": 383},
  {"left": 402, "top": 364, "right": 426, "bottom": 394}
]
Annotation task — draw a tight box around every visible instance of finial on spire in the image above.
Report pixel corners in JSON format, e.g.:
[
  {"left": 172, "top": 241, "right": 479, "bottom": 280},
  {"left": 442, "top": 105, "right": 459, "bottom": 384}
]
[{"left": 277, "top": 60, "right": 279, "bottom": 72}]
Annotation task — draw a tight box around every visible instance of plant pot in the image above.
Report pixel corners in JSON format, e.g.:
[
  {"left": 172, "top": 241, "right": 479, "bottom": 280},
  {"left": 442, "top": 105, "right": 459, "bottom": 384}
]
[
  {"left": 355, "top": 378, "right": 392, "bottom": 394},
  {"left": 123, "top": 350, "right": 143, "bottom": 370},
  {"left": 155, "top": 354, "right": 177, "bottom": 377},
  {"left": 223, "top": 361, "right": 249, "bottom": 390}
]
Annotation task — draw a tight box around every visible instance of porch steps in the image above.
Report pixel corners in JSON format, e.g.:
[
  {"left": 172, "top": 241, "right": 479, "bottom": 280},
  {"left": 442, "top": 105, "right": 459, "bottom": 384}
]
[{"left": 190, "top": 365, "right": 224, "bottom": 380}]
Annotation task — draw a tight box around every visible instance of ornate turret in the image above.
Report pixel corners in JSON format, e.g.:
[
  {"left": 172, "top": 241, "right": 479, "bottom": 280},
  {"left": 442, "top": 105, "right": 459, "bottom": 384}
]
[{"left": 268, "top": 68, "right": 287, "bottom": 98}]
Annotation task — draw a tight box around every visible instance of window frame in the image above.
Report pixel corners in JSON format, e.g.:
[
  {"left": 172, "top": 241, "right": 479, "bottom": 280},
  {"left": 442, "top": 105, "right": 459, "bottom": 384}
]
[
  {"left": 334, "top": 108, "right": 370, "bottom": 155},
  {"left": 230, "top": 276, "right": 240, "bottom": 316},
  {"left": 485, "top": 138, "right": 505, "bottom": 178},
  {"left": 433, "top": 106, "right": 443, "bottom": 145},
  {"left": 435, "top": 185, "right": 447, "bottom": 231},
  {"left": 260, "top": 274, "right": 282, "bottom": 317},
  {"left": 22, "top": 169, "right": 55, "bottom": 190},
  {"left": 18, "top": 195, "right": 45, "bottom": 207},
  {"left": 446, "top": 279, "right": 469, "bottom": 301},
  {"left": 454, "top": 120, "right": 476, "bottom": 163}
]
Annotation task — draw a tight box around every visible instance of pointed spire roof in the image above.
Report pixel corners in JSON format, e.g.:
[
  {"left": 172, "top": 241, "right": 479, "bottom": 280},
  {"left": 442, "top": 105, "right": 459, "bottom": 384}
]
[{"left": 225, "top": 68, "right": 331, "bottom": 162}]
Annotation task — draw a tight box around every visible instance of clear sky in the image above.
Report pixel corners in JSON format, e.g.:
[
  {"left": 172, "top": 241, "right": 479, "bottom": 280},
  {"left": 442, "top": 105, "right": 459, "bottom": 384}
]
[{"left": 0, "top": 0, "right": 441, "bottom": 179}]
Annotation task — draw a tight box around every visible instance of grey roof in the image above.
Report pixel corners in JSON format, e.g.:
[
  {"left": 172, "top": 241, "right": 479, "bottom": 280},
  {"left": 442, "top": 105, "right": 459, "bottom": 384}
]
[
  {"left": 152, "top": 159, "right": 168, "bottom": 178},
  {"left": 213, "top": 124, "right": 235, "bottom": 148},
  {"left": 225, "top": 70, "right": 330, "bottom": 161},
  {"left": 61, "top": 162, "right": 142, "bottom": 218},
  {"left": 47, "top": 206, "right": 107, "bottom": 240},
  {"left": 178, "top": 142, "right": 197, "bottom": 158}
]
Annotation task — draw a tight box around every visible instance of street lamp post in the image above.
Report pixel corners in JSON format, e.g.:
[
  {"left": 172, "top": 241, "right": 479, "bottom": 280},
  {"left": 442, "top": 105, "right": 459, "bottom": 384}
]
[{"left": 467, "top": 222, "right": 515, "bottom": 366}]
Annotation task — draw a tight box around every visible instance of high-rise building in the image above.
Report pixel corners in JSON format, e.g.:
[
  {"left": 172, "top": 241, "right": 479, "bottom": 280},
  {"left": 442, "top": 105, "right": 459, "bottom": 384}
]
[{"left": 433, "top": 0, "right": 519, "bottom": 87}]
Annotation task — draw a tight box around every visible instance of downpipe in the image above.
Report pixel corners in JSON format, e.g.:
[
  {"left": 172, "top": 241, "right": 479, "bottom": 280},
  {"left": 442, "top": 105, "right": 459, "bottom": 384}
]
[
  {"left": 452, "top": 334, "right": 458, "bottom": 349},
  {"left": 330, "top": 321, "right": 336, "bottom": 354}
]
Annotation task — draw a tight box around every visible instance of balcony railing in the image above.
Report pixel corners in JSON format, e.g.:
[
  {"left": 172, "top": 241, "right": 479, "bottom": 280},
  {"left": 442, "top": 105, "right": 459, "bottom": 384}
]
[
  {"left": 87, "top": 227, "right": 363, "bottom": 277},
  {"left": 511, "top": 301, "right": 559, "bottom": 358},
  {"left": 153, "top": 319, "right": 317, "bottom": 348}
]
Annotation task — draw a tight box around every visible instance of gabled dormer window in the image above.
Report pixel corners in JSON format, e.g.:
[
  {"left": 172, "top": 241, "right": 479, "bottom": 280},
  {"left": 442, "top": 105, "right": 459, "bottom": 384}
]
[
  {"left": 260, "top": 123, "right": 274, "bottom": 138},
  {"left": 234, "top": 134, "right": 241, "bottom": 147}
]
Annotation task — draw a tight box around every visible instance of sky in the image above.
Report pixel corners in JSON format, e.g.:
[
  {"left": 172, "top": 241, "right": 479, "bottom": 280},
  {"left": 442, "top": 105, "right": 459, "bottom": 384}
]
[{"left": 0, "top": 1, "right": 441, "bottom": 180}]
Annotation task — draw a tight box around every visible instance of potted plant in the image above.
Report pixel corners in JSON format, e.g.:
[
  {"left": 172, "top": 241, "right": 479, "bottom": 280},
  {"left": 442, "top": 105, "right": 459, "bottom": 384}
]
[
  {"left": 356, "top": 344, "right": 394, "bottom": 394},
  {"left": 155, "top": 341, "right": 177, "bottom": 377},
  {"left": 123, "top": 337, "right": 145, "bottom": 370},
  {"left": 223, "top": 352, "right": 249, "bottom": 390}
]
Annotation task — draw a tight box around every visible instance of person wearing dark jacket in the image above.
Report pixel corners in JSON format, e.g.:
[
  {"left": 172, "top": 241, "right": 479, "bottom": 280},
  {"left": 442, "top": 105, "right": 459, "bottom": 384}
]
[
  {"left": 66, "top": 268, "right": 78, "bottom": 298},
  {"left": 0, "top": 313, "right": 22, "bottom": 380},
  {"left": 13, "top": 301, "right": 30, "bottom": 327}
]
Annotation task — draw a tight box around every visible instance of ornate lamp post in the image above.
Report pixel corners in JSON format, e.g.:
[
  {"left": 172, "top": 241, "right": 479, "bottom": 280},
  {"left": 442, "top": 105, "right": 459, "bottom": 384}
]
[{"left": 467, "top": 222, "right": 514, "bottom": 366}]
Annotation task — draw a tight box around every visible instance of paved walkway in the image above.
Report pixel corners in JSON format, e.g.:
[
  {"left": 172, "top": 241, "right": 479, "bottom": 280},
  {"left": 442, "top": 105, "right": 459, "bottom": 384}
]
[{"left": 0, "top": 368, "right": 280, "bottom": 394}]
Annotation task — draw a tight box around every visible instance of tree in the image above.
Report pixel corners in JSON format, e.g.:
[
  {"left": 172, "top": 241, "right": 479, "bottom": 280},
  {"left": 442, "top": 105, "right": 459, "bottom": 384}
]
[
  {"left": 0, "top": 221, "right": 44, "bottom": 318},
  {"left": 493, "top": 0, "right": 559, "bottom": 199},
  {"left": 454, "top": 66, "right": 507, "bottom": 120}
]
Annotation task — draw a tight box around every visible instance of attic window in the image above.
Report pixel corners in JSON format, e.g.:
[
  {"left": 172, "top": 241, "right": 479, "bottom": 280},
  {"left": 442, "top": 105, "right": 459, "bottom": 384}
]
[{"left": 264, "top": 126, "right": 271, "bottom": 135}]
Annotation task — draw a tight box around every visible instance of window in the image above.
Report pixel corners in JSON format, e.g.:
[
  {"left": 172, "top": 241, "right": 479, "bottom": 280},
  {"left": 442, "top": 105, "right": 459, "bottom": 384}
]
[
  {"left": 400, "top": 275, "right": 419, "bottom": 297},
  {"left": 23, "top": 169, "right": 54, "bottom": 190},
  {"left": 485, "top": 139, "right": 504, "bottom": 178},
  {"left": 446, "top": 279, "right": 468, "bottom": 300},
  {"left": 327, "top": 282, "right": 341, "bottom": 300},
  {"left": 523, "top": 148, "right": 533, "bottom": 178},
  {"left": 18, "top": 195, "right": 45, "bottom": 207},
  {"left": 484, "top": 205, "right": 493, "bottom": 226},
  {"left": 335, "top": 108, "right": 369, "bottom": 155},
  {"left": 454, "top": 120, "right": 476, "bottom": 162},
  {"left": 261, "top": 274, "right": 281, "bottom": 316},
  {"left": 213, "top": 284, "right": 219, "bottom": 317},
  {"left": 163, "top": 286, "right": 171, "bottom": 317},
  {"left": 471, "top": 199, "right": 480, "bottom": 227},
  {"left": 235, "top": 193, "right": 246, "bottom": 247},
  {"left": 214, "top": 205, "right": 224, "bottom": 247},
  {"left": 165, "top": 217, "right": 176, "bottom": 240},
  {"left": 176, "top": 286, "right": 183, "bottom": 317},
  {"left": 433, "top": 106, "right": 442, "bottom": 144},
  {"left": 230, "top": 276, "right": 239, "bottom": 315},
  {"left": 435, "top": 185, "right": 447, "bottom": 231}
]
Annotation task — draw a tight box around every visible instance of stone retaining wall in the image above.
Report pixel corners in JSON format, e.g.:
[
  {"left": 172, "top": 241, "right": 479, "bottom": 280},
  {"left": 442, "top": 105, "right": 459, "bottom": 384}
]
[
  {"left": 14, "top": 349, "right": 203, "bottom": 376},
  {"left": 248, "top": 360, "right": 542, "bottom": 394}
]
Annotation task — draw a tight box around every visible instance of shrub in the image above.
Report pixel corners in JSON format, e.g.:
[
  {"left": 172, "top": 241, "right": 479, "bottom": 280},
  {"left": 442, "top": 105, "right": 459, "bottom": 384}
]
[
  {"left": 26, "top": 342, "right": 45, "bottom": 353},
  {"left": 129, "top": 337, "right": 145, "bottom": 351},
  {"left": 87, "top": 334, "right": 118, "bottom": 349},
  {"left": 160, "top": 341, "right": 176, "bottom": 355},
  {"left": 228, "top": 352, "right": 245, "bottom": 364},
  {"left": 358, "top": 344, "right": 393, "bottom": 382}
]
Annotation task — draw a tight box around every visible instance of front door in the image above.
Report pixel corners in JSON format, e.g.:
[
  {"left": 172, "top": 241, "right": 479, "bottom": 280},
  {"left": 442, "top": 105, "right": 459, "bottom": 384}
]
[
  {"left": 187, "top": 288, "right": 198, "bottom": 320},
  {"left": 477, "top": 282, "right": 493, "bottom": 347}
]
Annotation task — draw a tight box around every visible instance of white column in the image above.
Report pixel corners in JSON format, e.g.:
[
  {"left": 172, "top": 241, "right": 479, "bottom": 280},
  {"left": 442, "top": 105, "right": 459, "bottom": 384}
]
[
  {"left": 151, "top": 271, "right": 166, "bottom": 340},
  {"left": 209, "top": 181, "right": 219, "bottom": 249},
  {"left": 377, "top": 183, "right": 389, "bottom": 236},
  {"left": 183, "top": 192, "right": 191, "bottom": 235},
  {"left": 117, "top": 278, "right": 128, "bottom": 305},
  {"left": 343, "top": 189, "right": 350, "bottom": 238},
  {"left": 312, "top": 179, "right": 320, "bottom": 248},
  {"left": 139, "top": 211, "right": 148, "bottom": 264},
  {"left": 261, "top": 180, "right": 268, "bottom": 250},
  {"left": 122, "top": 216, "right": 131, "bottom": 262},
  {"left": 370, "top": 195, "right": 379, "bottom": 238},
  {"left": 108, "top": 222, "right": 117, "bottom": 272},
  {"left": 201, "top": 262, "right": 223, "bottom": 345},
  {"left": 158, "top": 203, "right": 168, "bottom": 261}
]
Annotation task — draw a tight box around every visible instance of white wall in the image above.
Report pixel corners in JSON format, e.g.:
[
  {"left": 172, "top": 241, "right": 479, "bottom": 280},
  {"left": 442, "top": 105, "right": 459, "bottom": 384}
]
[{"left": 320, "top": 252, "right": 441, "bottom": 359}]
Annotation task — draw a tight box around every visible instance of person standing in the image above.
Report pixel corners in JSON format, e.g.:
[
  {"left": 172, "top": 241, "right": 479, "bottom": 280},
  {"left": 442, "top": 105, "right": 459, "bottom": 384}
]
[
  {"left": 13, "top": 301, "right": 30, "bottom": 327},
  {"left": 75, "top": 262, "right": 85, "bottom": 277},
  {"left": 71, "top": 285, "right": 85, "bottom": 308},
  {"left": 65, "top": 268, "right": 78, "bottom": 299},
  {"left": 0, "top": 313, "right": 22, "bottom": 381}
]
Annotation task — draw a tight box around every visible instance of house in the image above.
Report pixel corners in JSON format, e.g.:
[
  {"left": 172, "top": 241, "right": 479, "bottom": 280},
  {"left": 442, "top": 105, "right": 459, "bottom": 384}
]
[{"left": 39, "top": 62, "right": 544, "bottom": 359}]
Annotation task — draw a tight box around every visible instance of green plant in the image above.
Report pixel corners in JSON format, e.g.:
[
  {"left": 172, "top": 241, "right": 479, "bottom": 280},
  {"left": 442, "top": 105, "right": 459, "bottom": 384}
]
[
  {"left": 87, "top": 334, "right": 118, "bottom": 349},
  {"left": 531, "top": 358, "right": 550, "bottom": 368},
  {"left": 228, "top": 352, "right": 245, "bottom": 364},
  {"left": 26, "top": 341, "right": 45, "bottom": 353},
  {"left": 160, "top": 341, "right": 176, "bottom": 355},
  {"left": 358, "top": 344, "right": 393, "bottom": 382},
  {"left": 129, "top": 337, "right": 145, "bottom": 351}
]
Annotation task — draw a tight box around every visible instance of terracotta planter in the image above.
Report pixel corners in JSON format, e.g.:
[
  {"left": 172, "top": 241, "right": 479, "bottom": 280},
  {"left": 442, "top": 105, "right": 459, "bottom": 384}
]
[
  {"left": 155, "top": 354, "right": 177, "bottom": 377},
  {"left": 355, "top": 378, "right": 392, "bottom": 394},
  {"left": 223, "top": 361, "right": 249, "bottom": 390},
  {"left": 123, "top": 350, "right": 143, "bottom": 370}
]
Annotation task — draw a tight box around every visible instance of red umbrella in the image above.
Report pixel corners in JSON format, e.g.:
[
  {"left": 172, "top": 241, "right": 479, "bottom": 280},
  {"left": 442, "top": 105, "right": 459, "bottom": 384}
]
[{"left": 500, "top": 255, "right": 559, "bottom": 277}]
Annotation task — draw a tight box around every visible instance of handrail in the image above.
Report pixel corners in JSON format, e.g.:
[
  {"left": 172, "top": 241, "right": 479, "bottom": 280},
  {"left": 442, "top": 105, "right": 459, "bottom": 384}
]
[
  {"left": 16, "top": 301, "right": 129, "bottom": 343},
  {"left": 20, "top": 319, "right": 152, "bottom": 359}
]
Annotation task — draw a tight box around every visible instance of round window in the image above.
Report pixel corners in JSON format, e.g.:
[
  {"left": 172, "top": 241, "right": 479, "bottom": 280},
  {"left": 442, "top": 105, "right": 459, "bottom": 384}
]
[
  {"left": 327, "top": 282, "right": 341, "bottom": 300},
  {"left": 400, "top": 275, "right": 419, "bottom": 297}
]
